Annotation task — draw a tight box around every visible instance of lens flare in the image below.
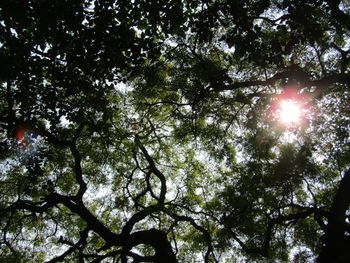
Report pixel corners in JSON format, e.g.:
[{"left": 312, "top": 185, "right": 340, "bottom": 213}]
[
  {"left": 14, "top": 126, "right": 40, "bottom": 154},
  {"left": 269, "top": 85, "right": 313, "bottom": 130},
  {"left": 278, "top": 100, "right": 302, "bottom": 125},
  {"left": 16, "top": 128, "right": 25, "bottom": 141}
]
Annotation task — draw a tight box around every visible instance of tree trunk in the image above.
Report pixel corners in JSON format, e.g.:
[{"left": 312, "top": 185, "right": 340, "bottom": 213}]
[{"left": 317, "top": 168, "right": 350, "bottom": 263}]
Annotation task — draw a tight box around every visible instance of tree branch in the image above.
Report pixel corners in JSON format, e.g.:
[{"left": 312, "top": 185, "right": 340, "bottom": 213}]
[
  {"left": 69, "top": 143, "right": 87, "bottom": 200},
  {"left": 121, "top": 205, "right": 160, "bottom": 236},
  {"left": 317, "top": 168, "right": 350, "bottom": 263},
  {"left": 225, "top": 205, "right": 328, "bottom": 258},
  {"left": 215, "top": 71, "right": 350, "bottom": 97},
  {"left": 169, "top": 214, "right": 218, "bottom": 263},
  {"left": 46, "top": 228, "right": 89, "bottom": 263},
  {"left": 136, "top": 136, "right": 167, "bottom": 205},
  {"left": 127, "top": 229, "right": 178, "bottom": 263},
  {"left": 3, "top": 193, "right": 178, "bottom": 263}
]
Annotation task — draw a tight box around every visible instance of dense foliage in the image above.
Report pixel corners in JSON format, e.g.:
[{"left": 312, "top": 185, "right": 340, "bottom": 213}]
[{"left": 0, "top": 0, "right": 350, "bottom": 262}]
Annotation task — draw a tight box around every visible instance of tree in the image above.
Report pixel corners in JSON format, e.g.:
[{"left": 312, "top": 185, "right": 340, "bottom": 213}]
[{"left": 0, "top": 0, "right": 350, "bottom": 262}]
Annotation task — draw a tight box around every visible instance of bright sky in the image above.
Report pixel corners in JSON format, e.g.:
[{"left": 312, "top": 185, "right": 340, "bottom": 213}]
[{"left": 278, "top": 99, "right": 302, "bottom": 126}]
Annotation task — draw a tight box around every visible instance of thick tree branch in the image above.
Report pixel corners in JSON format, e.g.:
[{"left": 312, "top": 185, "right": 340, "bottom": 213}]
[
  {"left": 69, "top": 143, "right": 87, "bottom": 200},
  {"left": 3, "top": 198, "right": 59, "bottom": 215},
  {"left": 3, "top": 193, "right": 178, "bottom": 262},
  {"left": 317, "top": 168, "right": 350, "bottom": 263},
  {"left": 127, "top": 229, "right": 178, "bottom": 263},
  {"left": 215, "top": 71, "right": 350, "bottom": 97},
  {"left": 45, "top": 194, "right": 120, "bottom": 245},
  {"left": 121, "top": 205, "right": 160, "bottom": 236}
]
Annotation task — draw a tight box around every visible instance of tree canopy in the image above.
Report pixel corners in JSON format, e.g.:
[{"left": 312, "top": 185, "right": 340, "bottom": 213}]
[{"left": 0, "top": 0, "right": 350, "bottom": 262}]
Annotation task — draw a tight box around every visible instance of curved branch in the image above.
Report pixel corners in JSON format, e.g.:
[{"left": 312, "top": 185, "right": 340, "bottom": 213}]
[
  {"left": 127, "top": 229, "right": 178, "bottom": 263},
  {"left": 4, "top": 193, "right": 178, "bottom": 263},
  {"left": 136, "top": 137, "right": 167, "bottom": 204},
  {"left": 121, "top": 205, "right": 160, "bottom": 236},
  {"left": 169, "top": 214, "right": 218, "bottom": 263},
  {"left": 45, "top": 194, "right": 120, "bottom": 245},
  {"left": 3, "top": 198, "right": 59, "bottom": 215}
]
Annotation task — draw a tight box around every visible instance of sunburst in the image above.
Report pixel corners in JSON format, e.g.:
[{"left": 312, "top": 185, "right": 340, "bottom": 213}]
[{"left": 278, "top": 99, "right": 303, "bottom": 126}]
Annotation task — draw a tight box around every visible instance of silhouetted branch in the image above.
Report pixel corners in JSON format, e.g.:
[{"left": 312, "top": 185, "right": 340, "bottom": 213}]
[
  {"left": 224, "top": 205, "right": 328, "bottom": 258},
  {"left": 46, "top": 228, "right": 89, "bottom": 263},
  {"left": 317, "top": 168, "right": 350, "bottom": 263},
  {"left": 169, "top": 213, "right": 218, "bottom": 263},
  {"left": 215, "top": 71, "right": 350, "bottom": 97},
  {"left": 69, "top": 143, "right": 87, "bottom": 200},
  {"left": 121, "top": 205, "right": 160, "bottom": 236},
  {"left": 136, "top": 136, "right": 167, "bottom": 204}
]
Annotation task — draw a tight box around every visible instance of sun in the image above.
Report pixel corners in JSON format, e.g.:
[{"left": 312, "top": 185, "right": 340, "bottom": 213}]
[
  {"left": 269, "top": 84, "right": 313, "bottom": 130},
  {"left": 278, "top": 99, "right": 302, "bottom": 126}
]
